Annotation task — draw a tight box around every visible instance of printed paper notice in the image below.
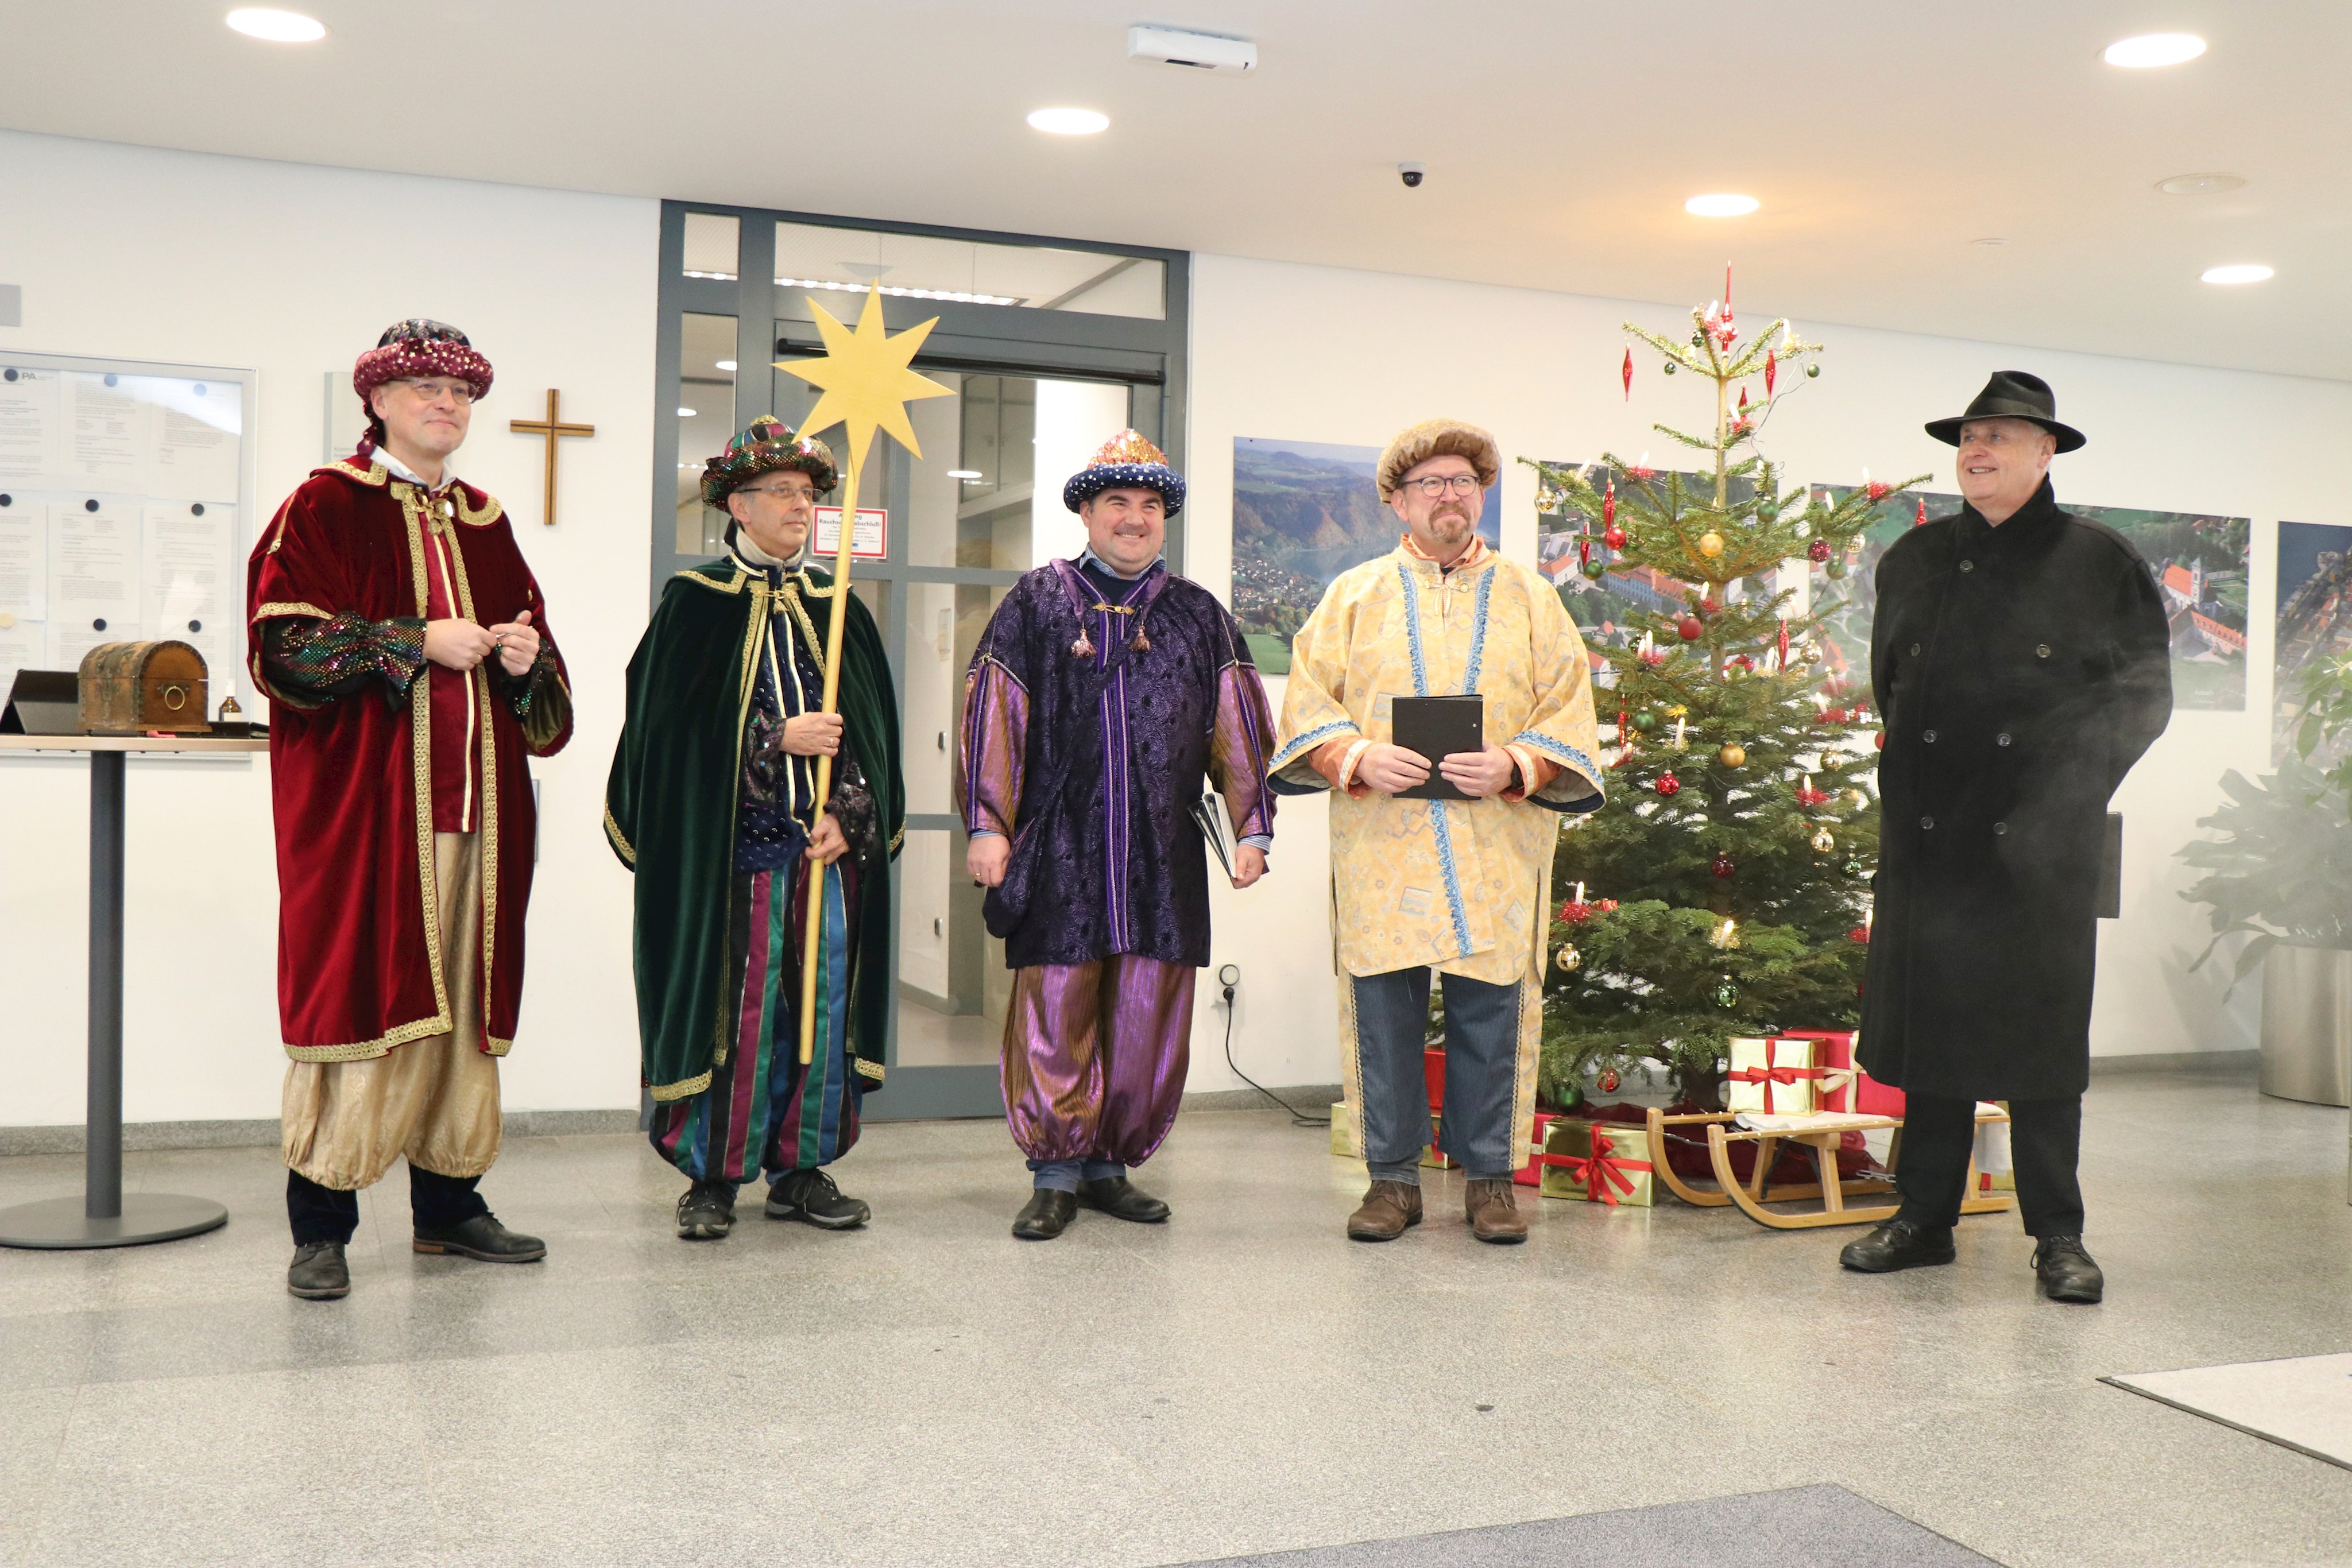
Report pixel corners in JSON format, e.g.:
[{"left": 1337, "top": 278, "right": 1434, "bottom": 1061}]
[
  {"left": 0, "top": 617, "right": 44, "bottom": 715},
  {"left": 149, "top": 379, "right": 241, "bottom": 501},
  {"left": 49, "top": 502, "right": 140, "bottom": 655},
  {"left": 813, "top": 506, "right": 888, "bottom": 560},
  {"left": 0, "top": 498, "right": 49, "bottom": 620},
  {"left": 64, "top": 373, "right": 150, "bottom": 489},
  {"left": 0, "top": 367, "right": 61, "bottom": 483},
  {"left": 145, "top": 502, "right": 235, "bottom": 679}
]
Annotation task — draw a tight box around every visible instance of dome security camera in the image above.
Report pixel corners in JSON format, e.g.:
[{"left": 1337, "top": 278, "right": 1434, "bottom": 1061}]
[{"left": 1398, "top": 162, "right": 1426, "bottom": 188}]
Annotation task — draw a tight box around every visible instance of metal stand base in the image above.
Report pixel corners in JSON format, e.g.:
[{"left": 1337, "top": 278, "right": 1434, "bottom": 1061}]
[{"left": 0, "top": 1194, "right": 229, "bottom": 1250}]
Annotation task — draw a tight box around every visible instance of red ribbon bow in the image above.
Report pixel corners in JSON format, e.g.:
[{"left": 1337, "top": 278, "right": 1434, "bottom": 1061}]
[
  {"left": 1542, "top": 1126, "right": 1655, "bottom": 1205},
  {"left": 1728, "top": 1055, "right": 1824, "bottom": 1112}
]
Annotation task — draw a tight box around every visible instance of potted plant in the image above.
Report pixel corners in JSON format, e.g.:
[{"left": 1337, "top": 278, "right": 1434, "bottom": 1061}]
[{"left": 2180, "top": 659, "right": 2352, "bottom": 1105}]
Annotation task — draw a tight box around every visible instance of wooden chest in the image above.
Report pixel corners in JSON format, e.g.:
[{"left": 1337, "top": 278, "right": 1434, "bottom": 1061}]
[{"left": 78, "top": 641, "right": 210, "bottom": 734}]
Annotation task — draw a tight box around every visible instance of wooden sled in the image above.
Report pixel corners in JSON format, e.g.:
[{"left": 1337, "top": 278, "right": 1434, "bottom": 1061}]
[{"left": 1643, "top": 1104, "right": 2015, "bottom": 1230}]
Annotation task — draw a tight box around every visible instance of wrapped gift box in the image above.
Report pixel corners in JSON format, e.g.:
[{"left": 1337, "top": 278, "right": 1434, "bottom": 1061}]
[
  {"left": 1420, "top": 1113, "right": 1455, "bottom": 1170},
  {"left": 1785, "top": 1029, "right": 1906, "bottom": 1117},
  {"left": 1974, "top": 1112, "right": 2015, "bottom": 1192},
  {"left": 1513, "top": 1110, "right": 1566, "bottom": 1187},
  {"left": 1423, "top": 1047, "right": 1446, "bottom": 1110},
  {"left": 1727, "top": 1036, "right": 1825, "bottom": 1116},
  {"left": 1329, "top": 1101, "right": 1360, "bottom": 1159},
  {"left": 1537, "top": 1117, "right": 1656, "bottom": 1206}
]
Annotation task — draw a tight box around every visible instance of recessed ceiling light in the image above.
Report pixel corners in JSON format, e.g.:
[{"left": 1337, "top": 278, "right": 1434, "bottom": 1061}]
[
  {"left": 226, "top": 7, "right": 326, "bottom": 41},
  {"left": 946, "top": 470, "right": 984, "bottom": 479},
  {"left": 1685, "top": 193, "right": 1759, "bottom": 218},
  {"left": 678, "top": 407, "right": 698, "bottom": 417},
  {"left": 2201, "top": 264, "right": 2274, "bottom": 285},
  {"left": 2158, "top": 172, "right": 2245, "bottom": 195},
  {"left": 1971, "top": 237, "right": 2009, "bottom": 246},
  {"left": 1027, "top": 107, "right": 1110, "bottom": 135},
  {"left": 2103, "top": 33, "right": 2205, "bottom": 67},
  {"left": 714, "top": 359, "right": 737, "bottom": 372},
  {"left": 776, "top": 275, "right": 1020, "bottom": 307}
]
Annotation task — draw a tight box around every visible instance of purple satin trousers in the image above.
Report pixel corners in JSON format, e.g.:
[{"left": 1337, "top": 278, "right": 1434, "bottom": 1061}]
[{"left": 1001, "top": 956, "right": 1194, "bottom": 1166}]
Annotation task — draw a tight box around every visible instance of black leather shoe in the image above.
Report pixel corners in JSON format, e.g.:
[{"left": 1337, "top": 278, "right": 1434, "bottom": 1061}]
[
  {"left": 676, "top": 1180, "right": 736, "bottom": 1240},
  {"left": 766, "top": 1167, "right": 870, "bottom": 1229},
  {"left": 412, "top": 1214, "right": 547, "bottom": 1263},
  {"left": 1076, "top": 1176, "right": 1169, "bottom": 1224},
  {"left": 287, "top": 1240, "right": 349, "bottom": 1299},
  {"left": 1012, "top": 1188, "right": 1077, "bottom": 1240},
  {"left": 1839, "top": 1218, "right": 1956, "bottom": 1273},
  {"left": 2032, "top": 1234, "right": 2105, "bottom": 1303}
]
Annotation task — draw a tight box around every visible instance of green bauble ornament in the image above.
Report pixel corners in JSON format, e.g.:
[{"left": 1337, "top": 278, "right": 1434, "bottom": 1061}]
[
  {"left": 1712, "top": 978, "right": 1740, "bottom": 1009},
  {"left": 1825, "top": 559, "right": 1847, "bottom": 580},
  {"left": 1581, "top": 558, "right": 1606, "bottom": 580},
  {"left": 1804, "top": 363, "right": 1820, "bottom": 379},
  {"left": 1663, "top": 362, "right": 1677, "bottom": 375},
  {"left": 1631, "top": 710, "right": 1659, "bottom": 734},
  {"left": 1844, "top": 857, "right": 1869, "bottom": 878}
]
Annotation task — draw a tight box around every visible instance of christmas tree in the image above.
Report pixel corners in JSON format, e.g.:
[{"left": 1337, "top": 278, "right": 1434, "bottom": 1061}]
[{"left": 1522, "top": 273, "right": 1926, "bottom": 1107}]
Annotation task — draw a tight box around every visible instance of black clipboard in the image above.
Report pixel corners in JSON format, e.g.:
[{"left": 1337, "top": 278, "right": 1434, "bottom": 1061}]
[{"left": 1391, "top": 694, "right": 1483, "bottom": 800}]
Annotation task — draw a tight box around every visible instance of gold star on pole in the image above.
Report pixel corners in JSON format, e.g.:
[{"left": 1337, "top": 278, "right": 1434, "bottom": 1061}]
[{"left": 776, "top": 286, "right": 953, "bottom": 471}]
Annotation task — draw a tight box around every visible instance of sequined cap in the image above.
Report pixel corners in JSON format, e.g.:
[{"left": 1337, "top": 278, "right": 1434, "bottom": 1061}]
[
  {"left": 352, "top": 319, "right": 494, "bottom": 405},
  {"left": 701, "top": 416, "right": 840, "bottom": 509},
  {"left": 1061, "top": 428, "right": 1185, "bottom": 516}
]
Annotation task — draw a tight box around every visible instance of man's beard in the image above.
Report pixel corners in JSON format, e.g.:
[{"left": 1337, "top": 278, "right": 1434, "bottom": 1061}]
[{"left": 1425, "top": 506, "right": 1473, "bottom": 540}]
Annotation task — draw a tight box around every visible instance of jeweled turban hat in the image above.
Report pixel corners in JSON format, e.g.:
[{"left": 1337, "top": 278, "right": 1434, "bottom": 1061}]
[
  {"left": 1375, "top": 418, "right": 1500, "bottom": 501},
  {"left": 1061, "top": 429, "right": 1186, "bottom": 517},
  {"left": 352, "top": 319, "right": 494, "bottom": 407},
  {"left": 701, "top": 416, "right": 840, "bottom": 510}
]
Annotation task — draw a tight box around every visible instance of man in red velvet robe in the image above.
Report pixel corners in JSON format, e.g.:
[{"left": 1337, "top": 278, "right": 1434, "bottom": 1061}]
[{"left": 246, "top": 320, "right": 572, "bottom": 1300}]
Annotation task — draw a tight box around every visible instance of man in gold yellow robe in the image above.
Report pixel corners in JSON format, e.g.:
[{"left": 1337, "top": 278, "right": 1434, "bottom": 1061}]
[{"left": 1269, "top": 419, "right": 1603, "bottom": 1244}]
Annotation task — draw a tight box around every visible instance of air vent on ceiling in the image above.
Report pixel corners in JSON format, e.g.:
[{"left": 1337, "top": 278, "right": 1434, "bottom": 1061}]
[{"left": 1127, "top": 25, "right": 1256, "bottom": 74}]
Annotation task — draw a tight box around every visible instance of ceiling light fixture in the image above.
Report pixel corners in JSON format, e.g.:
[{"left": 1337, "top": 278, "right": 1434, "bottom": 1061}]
[
  {"left": 226, "top": 7, "right": 326, "bottom": 41},
  {"left": 683, "top": 269, "right": 738, "bottom": 281},
  {"left": 2201, "top": 264, "right": 2274, "bottom": 285},
  {"left": 2158, "top": 172, "right": 2245, "bottom": 195},
  {"left": 1685, "top": 193, "right": 1759, "bottom": 218},
  {"left": 1027, "top": 107, "right": 1110, "bottom": 135},
  {"left": 946, "top": 470, "right": 984, "bottom": 479},
  {"left": 2103, "top": 33, "right": 2206, "bottom": 67},
  {"left": 678, "top": 408, "right": 697, "bottom": 418},
  {"left": 776, "top": 275, "right": 1019, "bottom": 307},
  {"left": 714, "top": 359, "right": 737, "bottom": 371}
]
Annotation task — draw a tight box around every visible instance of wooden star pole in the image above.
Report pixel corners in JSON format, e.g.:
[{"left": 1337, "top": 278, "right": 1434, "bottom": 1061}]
[{"left": 777, "top": 285, "right": 951, "bottom": 1064}]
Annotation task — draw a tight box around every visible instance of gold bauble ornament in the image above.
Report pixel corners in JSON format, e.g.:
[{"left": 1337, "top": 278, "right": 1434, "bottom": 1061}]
[
  {"left": 1697, "top": 531, "right": 1725, "bottom": 559},
  {"left": 1718, "top": 742, "right": 1746, "bottom": 768},
  {"left": 1821, "top": 751, "right": 1848, "bottom": 771},
  {"left": 1812, "top": 826, "right": 1836, "bottom": 853},
  {"left": 1848, "top": 788, "right": 1869, "bottom": 808},
  {"left": 1556, "top": 943, "right": 1582, "bottom": 973}
]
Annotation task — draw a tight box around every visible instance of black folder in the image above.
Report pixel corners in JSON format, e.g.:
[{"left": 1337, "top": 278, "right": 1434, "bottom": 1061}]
[
  {"left": 0, "top": 669, "right": 80, "bottom": 735},
  {"left": 1391, "top": 694, "right": 1483, "bottom": 800}
]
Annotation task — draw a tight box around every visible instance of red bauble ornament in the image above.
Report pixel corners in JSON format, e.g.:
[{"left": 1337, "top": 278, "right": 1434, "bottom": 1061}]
[
  {"left": 1603, "top": 523, "right": 1627, "bottom": 551},
  {"left": 1765, "top": 354, "right": 1777, "bottom": 397},
  {"left": 1807, "top": 538, "right": 1831, "bottom": 562},
  {"left": 1603, "top": 478, "right": 1616, "bottom": 531},
  {"left": 1621, "top": 349, "right": 1633, "bottom": 401},
  {"left": 1712, "top": 853, "right": 1736, "bottom": 878},
  {"left": 1598, "top": 1068, "right": 1621, "bottom": 1094},
  {"left": 1847, "top": 926, "right": 1871, "bottom": 944},
  {"left": 1655, "top": 772, "right": 1681, "bottom": 797},
  {"left": 1874, "top": 731, "right": 1886, "bottom": 750},
  {"left": 1579, "top": 537, "right": 1592, "bottom": 566},
  {"left": 1676, "top": 615, "right": 1703, "bottom": 641},
  {"left": 1865, "top": 479, "right": 1891, "bottom": 502}
]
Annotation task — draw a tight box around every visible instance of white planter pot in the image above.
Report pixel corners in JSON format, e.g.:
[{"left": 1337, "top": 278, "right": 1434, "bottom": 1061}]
[{"left": 2258, "top": 943, "right": 2352, "bottom": 1107}]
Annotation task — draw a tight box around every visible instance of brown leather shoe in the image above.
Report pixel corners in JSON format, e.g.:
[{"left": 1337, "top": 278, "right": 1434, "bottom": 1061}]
[
  {"left": 1346, "top": 1180, "right": 1423, "bottom": 1241},
  {"left": 1465, "top": 1179, "right": 1527, "bottom": 1244}
]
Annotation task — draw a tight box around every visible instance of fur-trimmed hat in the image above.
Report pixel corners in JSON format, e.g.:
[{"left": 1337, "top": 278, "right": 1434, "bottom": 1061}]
[
  {"left": 1062, "top": 429, "right": 1185, "bottom": 516},
  {"left": 1376, "top": 418, "right": 1500, "bottom": 501},
  {"left": 353, "top": 319, "right": 493, "bottom": 455},
  {"left": 701, "top": 416, "right": 840, "bottom": 509}
]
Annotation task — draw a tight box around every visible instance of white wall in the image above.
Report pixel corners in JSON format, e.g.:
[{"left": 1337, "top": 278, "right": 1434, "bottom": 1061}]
[
  {"left": 0, "top": 131, "right": 657, "bottom": 1126},
  {"left": 1, "top": 133, "right": 2334, "bottom": 1129},
  {"left": 1179, "top": 251, "right": 2352, "bottom": 1095}
]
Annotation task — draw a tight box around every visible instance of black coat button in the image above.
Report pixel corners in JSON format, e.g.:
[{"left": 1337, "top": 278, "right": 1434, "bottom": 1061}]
[
  {"left": 1994, "top": 822, "right": 2008, "bottom": 835},
  {"left": 2036, "top": 644, "right": 2051, "bottom": 659},
  {"left": 1959, "top": 560, "right": 1974, "bottom": 572},
  {"left": 1923, "top": 729, "right": 1938, "bottom": 743},
  {"left": 1921, "top": 816, "right": 1935, "bottom": 829},
  {"left": 1997, "top": 732, "right": 2011, "bottom": 746}
]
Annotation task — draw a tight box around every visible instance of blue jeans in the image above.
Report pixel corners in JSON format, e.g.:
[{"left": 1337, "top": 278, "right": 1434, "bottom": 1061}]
[
  {"left": 1030, "top": 1157, "right": 1127, "bottom": 1193},
  {"left": 1353, "top": 967, "right": 1520, "bottom": 1184}
]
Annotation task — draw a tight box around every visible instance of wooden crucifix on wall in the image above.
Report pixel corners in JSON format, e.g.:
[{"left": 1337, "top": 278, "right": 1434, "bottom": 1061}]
[{"left": 509, "top": 389, "right": 594, "bottom": 526}]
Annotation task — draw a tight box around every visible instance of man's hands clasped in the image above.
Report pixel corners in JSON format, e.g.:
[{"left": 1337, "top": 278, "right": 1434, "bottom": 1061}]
[{"left": 424, "top": 609, "right": 541, "bottom": 678}]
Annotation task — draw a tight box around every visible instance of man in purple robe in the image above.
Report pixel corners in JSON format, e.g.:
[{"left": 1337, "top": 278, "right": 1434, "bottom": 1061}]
[{"left": 957, "top": 431, "right": 1276, "bottom": 1240}]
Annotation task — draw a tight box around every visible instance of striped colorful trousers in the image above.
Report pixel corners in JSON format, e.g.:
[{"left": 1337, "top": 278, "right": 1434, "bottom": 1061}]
[{"left": 649, "top": 858, "right": 863, "bottom": 1184}]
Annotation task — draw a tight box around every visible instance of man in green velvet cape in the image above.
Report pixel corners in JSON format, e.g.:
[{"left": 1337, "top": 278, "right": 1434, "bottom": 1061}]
[{"left": 606, "top": 417, "right": 904, "bottom": 1240}]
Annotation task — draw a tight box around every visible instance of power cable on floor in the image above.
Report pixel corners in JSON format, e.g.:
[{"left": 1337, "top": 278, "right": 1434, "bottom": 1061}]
[{"left": 1218, "top": 966, "right": 1329, "bottom": 1126}]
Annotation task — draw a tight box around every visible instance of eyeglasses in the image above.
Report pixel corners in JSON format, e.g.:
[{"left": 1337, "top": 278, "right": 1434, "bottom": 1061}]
[
  {"left": 739, "top": 483, "right": 817, "bottom": 502},
  {"left": 395, "top": 379, "right": 474, "bottom": 404},
  {"left": 1407, "top": 474, "right": 1482, "bottom": 498}
]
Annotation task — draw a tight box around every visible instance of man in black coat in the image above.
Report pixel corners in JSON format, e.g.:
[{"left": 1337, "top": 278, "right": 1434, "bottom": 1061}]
[{"left": 1840, "top": 371, "right": 2172, "bottom": 1303}]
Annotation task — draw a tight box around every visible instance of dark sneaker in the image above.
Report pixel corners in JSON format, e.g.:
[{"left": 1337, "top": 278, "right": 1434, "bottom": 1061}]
[
  {"left": 1012, "top": 1188, "right": 1077, "bottom": 1240},
  {"left": 287, "top": 1240, "right": 349, "bottom": 1299},
  {"left": 1075, "top": 1176, "right": 1170, "bottom": 1223},
  {"left": 675, "top": 1180, "right": 736, "bottom": 1240},
  {"left": 412, "top": 1214, "right": 547, "bottom": 1263},
  {"left": 1838, "top": 1218, "right": 1957, "bottom": 1273},
  {"left": 2032, "top": 1234, "right": 2105, "bottom": 1303},
  {"left": 765, "top": 1167, "right": 870, "bottom": 1230}
]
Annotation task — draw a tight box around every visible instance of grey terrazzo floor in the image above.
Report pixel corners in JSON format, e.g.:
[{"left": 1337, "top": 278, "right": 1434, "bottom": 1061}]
[{"left": 1, "top": 1062, "right": 2347, "bottom": 1568}]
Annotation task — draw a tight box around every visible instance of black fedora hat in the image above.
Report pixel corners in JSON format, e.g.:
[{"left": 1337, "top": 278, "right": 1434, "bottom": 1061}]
[{"left": 1924, "top": 370, "right": 2086, "bottom": 453}]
